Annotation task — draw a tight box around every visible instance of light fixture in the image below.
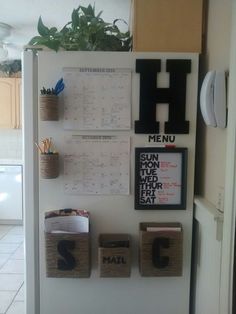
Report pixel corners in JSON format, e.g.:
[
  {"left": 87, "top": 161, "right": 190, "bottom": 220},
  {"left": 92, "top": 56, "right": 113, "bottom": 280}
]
[{"left": 0, "top": 22, "right": 12, "bottom": 61}]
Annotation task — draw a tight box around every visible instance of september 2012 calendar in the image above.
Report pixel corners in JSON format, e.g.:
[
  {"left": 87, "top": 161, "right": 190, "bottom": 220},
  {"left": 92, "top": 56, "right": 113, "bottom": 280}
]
[{"left": 63, "top": 67, "right": 131, "bottom": 130}]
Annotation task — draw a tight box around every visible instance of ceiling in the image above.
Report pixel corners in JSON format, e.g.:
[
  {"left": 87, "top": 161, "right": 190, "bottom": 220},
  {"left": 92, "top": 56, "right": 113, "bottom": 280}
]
[{"left": 0, "top": 0, "right": 131, "bottom": 60}]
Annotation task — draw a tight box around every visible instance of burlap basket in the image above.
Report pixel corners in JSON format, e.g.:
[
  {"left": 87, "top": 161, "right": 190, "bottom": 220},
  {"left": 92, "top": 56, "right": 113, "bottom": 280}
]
[
  {"left": 40, "top": 95, "right": 59, "bottom": 121},
  {"left": 45, "top": 232, "right": 90, "bottom": 278},
  {"left": 40, "top": 153, "right": 59, "bottom": 179},
  {"left": 139, "top": 222, "right": 183, "bottom": 277},
  {"left": 98, "top": 234, "right": 131, "bottom": 278}
]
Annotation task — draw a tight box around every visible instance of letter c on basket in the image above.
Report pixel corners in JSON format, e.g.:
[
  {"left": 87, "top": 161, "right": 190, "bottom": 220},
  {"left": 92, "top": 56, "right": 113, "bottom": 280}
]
[{"left": 152, "top": 237, "right": 170, "bottom": 268}]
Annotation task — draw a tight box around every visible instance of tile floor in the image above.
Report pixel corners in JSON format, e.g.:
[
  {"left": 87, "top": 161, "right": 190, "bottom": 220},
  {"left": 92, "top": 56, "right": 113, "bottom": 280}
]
[{"left": 0, "top": 225, "right": 24, "bottom": 314}]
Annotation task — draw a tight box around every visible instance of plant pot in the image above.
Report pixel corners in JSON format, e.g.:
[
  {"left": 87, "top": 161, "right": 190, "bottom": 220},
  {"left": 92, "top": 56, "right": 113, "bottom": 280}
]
[
  {"left": 40, "top": 153, "right": 59, "bottom": 179},
  {"left": 40, "top": 95, "right": 59, "bottom": 121}
]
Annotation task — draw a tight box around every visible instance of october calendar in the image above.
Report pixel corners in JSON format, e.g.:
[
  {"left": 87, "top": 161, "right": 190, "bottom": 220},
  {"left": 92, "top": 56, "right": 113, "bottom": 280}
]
[{"left": 64, "top": 135, "right": 130, "bottom": 195}]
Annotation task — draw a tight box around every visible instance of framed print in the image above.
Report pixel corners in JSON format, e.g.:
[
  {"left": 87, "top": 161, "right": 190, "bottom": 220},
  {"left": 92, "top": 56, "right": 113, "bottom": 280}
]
[{"left": 135, "top": 147, "right": 187, "bottom": 210}]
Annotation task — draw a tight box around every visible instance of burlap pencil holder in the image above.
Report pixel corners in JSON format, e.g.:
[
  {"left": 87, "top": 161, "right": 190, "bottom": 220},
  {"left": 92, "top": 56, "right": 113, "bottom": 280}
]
[
  {"left": 40, "top": 153, "right": 59, "bottom": 179},
  {"left": 40, "top": 95, "right": 59, "bottom": 121},
  {"left": 45, "top": 232, "right": 90, "bottom": 278},
  {"left": 98, "top": 234, "right": 131, "bottom": 278},
  {"left": 139, "top": 222, "right": 183, "bottom": 277}
]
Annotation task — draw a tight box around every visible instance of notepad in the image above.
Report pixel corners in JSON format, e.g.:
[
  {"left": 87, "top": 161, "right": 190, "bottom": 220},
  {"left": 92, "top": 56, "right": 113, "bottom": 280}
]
[{"left": 45, "top": 209, "right": 89, "bottom": 233}]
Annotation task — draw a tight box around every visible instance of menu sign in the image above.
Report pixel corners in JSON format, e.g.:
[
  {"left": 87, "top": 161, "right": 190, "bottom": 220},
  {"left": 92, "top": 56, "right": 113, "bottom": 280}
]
[{"left": 135, "top": 147, "right": 187, "bottom": 210}]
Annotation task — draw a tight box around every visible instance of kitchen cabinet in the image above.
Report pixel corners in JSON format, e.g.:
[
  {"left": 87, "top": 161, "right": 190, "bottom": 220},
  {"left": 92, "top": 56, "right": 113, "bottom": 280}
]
[
  {"left": 132, "top": 0, "right": 205, "bottom": 52},
  {"left": 0, "top": 77, "right": 22, "bottom": 129}
]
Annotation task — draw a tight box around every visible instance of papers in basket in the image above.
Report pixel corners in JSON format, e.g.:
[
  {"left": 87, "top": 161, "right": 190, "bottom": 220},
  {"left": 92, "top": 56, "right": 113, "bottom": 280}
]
[{"left": 45, "top": 209, "right": 89, "bottom": 234}]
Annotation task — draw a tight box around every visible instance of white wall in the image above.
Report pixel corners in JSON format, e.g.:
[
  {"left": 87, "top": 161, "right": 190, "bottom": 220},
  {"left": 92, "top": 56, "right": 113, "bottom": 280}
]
[
  {"left": 1, "top": 0, "right": 132, "bottom": 60},
  {"left": 195, "top": 0, "right": 232, "bottom": 207},
  {"left": 194, "top": 2, "right": 233, "bottom": 313},
  {"left": 219, "top": 2, "right": 236, "bottom": 313},
  {"left": 0, "top": 129, "right": 22, "bottom": 160}
]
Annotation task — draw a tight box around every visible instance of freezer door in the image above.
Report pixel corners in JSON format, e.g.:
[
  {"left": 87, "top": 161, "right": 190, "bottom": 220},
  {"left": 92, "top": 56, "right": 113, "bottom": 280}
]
[{"left": 0, "top": 165, "right": 23, "bottom": 220}]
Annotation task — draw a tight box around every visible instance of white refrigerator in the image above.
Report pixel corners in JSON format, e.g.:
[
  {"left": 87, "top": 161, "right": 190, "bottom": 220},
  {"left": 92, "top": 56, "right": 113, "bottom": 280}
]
[{"left": 23, "top": 51, "right": 198, "bottom": 314}]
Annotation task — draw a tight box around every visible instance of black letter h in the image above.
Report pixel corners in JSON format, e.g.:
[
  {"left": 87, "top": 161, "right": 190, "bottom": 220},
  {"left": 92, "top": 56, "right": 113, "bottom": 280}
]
[{"left": 135, "top": 59, "right": 191, "bottom": 134}]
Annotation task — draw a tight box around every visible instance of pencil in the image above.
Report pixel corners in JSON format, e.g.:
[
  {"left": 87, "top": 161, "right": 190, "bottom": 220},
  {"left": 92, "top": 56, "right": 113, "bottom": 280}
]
[{"left": 35, "top": 142, "right": 43, "bottom": 154}]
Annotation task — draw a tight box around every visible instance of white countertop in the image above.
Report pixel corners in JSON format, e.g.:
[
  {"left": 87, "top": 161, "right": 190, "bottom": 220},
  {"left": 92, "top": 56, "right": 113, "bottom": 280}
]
[{"left": 0, "top": 159, "right": 23, "bottom": 165}]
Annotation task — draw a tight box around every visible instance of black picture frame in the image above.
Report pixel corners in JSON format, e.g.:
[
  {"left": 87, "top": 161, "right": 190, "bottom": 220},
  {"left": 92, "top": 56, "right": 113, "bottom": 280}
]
[{"left": 135, "top": 147, "right": 187, "bottom": 210}]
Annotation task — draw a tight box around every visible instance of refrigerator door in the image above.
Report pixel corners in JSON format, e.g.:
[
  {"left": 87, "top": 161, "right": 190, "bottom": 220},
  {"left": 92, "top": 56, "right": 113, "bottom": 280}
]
[
  {"left": 0, "top": 165, "right": 23, "bottom": 220},
  {"left": 24, "top": 51, "right": 199, "bottom": 314}
]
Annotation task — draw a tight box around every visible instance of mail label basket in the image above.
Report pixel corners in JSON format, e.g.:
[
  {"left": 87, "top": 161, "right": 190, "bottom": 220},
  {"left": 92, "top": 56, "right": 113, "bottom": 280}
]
[
  {"left": 139, "top": 222, "right": 183, "bottom": 277},
  {"left": 45, "top": 232, "right": 90, "bottom": 278},
  {"left": 98, "top": 234, "right": 131, "bottom": 278}
]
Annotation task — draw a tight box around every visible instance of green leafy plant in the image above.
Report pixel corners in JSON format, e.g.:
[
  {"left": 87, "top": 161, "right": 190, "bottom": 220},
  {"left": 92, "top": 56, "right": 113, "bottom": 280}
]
[
  {"left": 29, "top": 4, "right": 132, "bottom": 52},
  {"left": 0, "top": 60, "right": 21, "bottom": 75}
]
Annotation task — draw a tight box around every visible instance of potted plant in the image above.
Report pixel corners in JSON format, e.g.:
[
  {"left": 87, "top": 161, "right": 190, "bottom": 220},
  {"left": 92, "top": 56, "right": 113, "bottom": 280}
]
[
  {"left": 0, "top": 60, "right": 21, "bottom": 77},
  {"left": 28, "top": 4, "right": 132, "bottom": 52}
]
